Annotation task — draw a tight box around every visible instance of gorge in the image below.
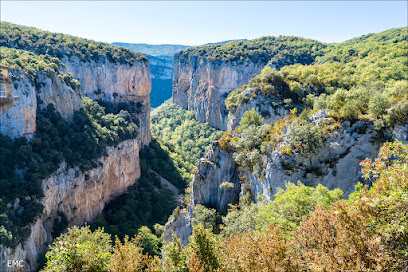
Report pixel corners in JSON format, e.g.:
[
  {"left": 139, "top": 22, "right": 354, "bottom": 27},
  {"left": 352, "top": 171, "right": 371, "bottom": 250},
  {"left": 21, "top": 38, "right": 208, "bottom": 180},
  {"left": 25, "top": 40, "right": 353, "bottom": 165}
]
[{"left": 0, "top": 22, "right": 407, "bottom": 272}]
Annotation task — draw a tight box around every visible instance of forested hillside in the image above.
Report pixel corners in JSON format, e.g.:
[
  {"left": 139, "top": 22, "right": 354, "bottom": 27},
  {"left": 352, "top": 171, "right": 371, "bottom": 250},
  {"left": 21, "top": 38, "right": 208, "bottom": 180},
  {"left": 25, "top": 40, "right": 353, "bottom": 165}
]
[
  {"left": 111, "top": 42, "right": 189, "bottom": 59},
  {"left": 1, "top": 22, "right": 147, "bottom": 64}
]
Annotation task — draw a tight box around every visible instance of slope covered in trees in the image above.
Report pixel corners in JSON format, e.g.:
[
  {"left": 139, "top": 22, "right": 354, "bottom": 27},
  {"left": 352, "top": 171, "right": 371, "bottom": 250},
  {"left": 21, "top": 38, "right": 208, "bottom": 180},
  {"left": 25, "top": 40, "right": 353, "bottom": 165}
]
[
  {"left": 151, "top": 100, "right": 223, "bottom": 182},
  {"left": 1, "top": 22, "right": 147, "bottom": 64},
  {"left": 176, "top": 35, "right": 326, "bottom": 66}
]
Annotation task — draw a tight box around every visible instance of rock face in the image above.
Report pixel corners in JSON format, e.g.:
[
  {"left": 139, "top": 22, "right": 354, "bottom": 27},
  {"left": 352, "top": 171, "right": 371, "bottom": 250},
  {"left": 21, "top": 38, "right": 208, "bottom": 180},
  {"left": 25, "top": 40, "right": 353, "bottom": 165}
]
[
  {"left": 172, "top": 56, "right": 267, "bottom": 130},
  {"left": 149, "top": 55, "right": 174, "bottom": 107},
  {"left": 227, "top": 89, "right": 290, "bottom": 130},
  {"left": 0, "top": 71, "right": 82, "bottom": 138},
  {"left": 163, "top": 208, "right": 193, "bottom": 247},
  {"left": 246, "top": 120, "right": 380, "bottom": 201},
  {"left": 190, "top": 142, "right": 241, "bottom": 214},
  {"left": 163, "top": 111, "right": 408, "bottom": 246},
  {"left": 61, "top": 55, "right": 152, "bottom": 146},
  {"left": 0, "top": 139, "right": 140, "bottom": 272}
]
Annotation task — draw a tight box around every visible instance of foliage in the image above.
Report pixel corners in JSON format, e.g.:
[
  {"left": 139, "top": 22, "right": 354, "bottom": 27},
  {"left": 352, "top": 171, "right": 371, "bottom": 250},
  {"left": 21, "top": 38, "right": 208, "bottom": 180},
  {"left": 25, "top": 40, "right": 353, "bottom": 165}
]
[
  {"left": 235, "top": 108, "right": 264, "bottom": 132},
  {"left": 225, "top": 27, "right": 407, "bottom": 122},
  {"left": 0, "top": 100, "right": 138, "bottom": 247},
  {"left": 42, "top": 225, "right": 112, "bottom": 272},
  {"left": 1, "top": 22, "right": 147, "bottom": 64},
  {"left": 223, "top": 182, "right": 343, "bottom": 235},
  {"left": 225, "top": 67, "right": 301, "bottom": 112},
  {"left": 177, "top": 35, "right": 326, "bottom": 65},
  {"left": 151, "top": 100, "right": 222, "bottom": 183},
  {"left": 287, "top": 116, "right": 326, "bottom": 158},
  {"left": 43, "top": 225, "right": 161, "bottom": 272},
  {"left": 191, "top": 205, "right": 222, "bottom": 234},
  {"left": 223, "top": 225, "right": 296, "bottom": 272},
  {"left": 137, "top": 226, "right": 161, "bottom": 256},
  {"left": 0, "top": 46, "right": 80, "bottom": 90}
]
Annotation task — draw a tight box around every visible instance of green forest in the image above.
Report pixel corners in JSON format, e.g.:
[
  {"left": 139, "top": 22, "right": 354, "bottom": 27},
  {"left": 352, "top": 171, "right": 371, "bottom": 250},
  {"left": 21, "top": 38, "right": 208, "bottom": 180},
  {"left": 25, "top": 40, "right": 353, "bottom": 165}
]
[{"left": 0, "top": 22, "right": 147, "bottom": 64}]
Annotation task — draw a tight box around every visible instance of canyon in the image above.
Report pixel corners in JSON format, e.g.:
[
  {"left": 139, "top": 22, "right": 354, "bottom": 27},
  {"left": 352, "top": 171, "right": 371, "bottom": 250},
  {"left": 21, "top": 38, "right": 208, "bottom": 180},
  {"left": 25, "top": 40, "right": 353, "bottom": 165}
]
[{"left": 0, "top": 53, "right": 151, "bottom": 271}]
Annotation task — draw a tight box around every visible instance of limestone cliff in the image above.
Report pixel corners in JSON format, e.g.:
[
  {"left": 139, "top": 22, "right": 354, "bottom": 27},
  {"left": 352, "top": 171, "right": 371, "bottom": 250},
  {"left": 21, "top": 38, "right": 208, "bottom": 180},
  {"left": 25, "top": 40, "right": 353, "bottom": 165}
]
[
  {"left": 0, "top": 139, "right": 140, "bottom": 272},
  {"left": 172, "top": 56, "right": 267, "bottom": 130},
  {"left": 61, "top": 55, "right": 152, "bottom": 145},
  {"left": 163, "top": 110, "right": 408, "bottom": 246},
  {"left": 0, "top": 70, "right": 82, "bottom": 139},
  {"left": 163, "top": 208, "right": 193, "bottom": 247},
  {"left": 190, "top": 142, "right": 240, "bottom": 214},
  {"left": 226, "top": 88, "right": 290, "bottom": 130}
]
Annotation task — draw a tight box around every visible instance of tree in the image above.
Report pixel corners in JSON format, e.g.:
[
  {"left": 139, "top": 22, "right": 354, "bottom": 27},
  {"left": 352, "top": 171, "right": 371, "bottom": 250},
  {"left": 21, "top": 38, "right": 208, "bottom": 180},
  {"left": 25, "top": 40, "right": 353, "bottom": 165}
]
[
  {"left": 137, "top": 226, "right": 160, "bottom": 256},
  {"left": 42, "top": 225, "right": 112, "bottom": 272},
  {"left": 236, "top": 108, "right": 264, "bottom": 132}
]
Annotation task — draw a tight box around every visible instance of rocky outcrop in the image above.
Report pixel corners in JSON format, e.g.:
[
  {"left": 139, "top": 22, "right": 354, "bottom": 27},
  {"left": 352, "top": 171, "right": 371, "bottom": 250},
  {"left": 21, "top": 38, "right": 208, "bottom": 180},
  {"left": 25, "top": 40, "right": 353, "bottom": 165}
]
[
  {"left": 227, "top": 89, "right": 290, "bottom": 130},
  {"left": 163, "top": 111, "right": 408, "bottom": 246},
  {"left": 245, "top": 119, "right": 380, "bottom": 200},
  {"left": 61, "top": 55, "right": 152, "bottom": 146},
  {"left": 190, "top": 142, "right": 240, "bottom": 214},
  {"left": 0, "top": 139, "right": 140, "bottom": 272},
  {"left": 393, "top": 124, "right": 408, "bottom": 143},
  {"left": 163, "top": 208, "right": 193, "bottom": 247},
  {"left": 0, "top": 71, "right": 82, "bottom": 139},
  {"left": 172, "top": 56, "right": 267, "bottom": 130}
]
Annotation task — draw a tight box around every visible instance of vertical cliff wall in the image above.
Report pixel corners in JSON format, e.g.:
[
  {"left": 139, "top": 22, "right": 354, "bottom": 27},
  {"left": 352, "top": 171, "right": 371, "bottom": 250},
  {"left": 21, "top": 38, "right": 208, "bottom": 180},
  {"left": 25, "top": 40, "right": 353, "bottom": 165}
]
[
  {"left": 0, "top": 71, "right": 83, "bottom": 139},
  {"left": 172, "top": 56, "right": 266, "bottom": 130},
  {"left": 61, "top": 56, "right": 152, "bottom": 145},
  {"left": 0, "top": 139, "right": 140, "bottom": 272}
]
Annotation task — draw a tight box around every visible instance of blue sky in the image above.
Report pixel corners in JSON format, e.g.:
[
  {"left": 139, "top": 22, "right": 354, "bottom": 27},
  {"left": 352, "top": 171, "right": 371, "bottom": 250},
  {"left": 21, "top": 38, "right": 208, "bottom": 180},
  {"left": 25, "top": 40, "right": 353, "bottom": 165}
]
[{"left": 1, "top": 1, "right": 407, "bottom": 45}]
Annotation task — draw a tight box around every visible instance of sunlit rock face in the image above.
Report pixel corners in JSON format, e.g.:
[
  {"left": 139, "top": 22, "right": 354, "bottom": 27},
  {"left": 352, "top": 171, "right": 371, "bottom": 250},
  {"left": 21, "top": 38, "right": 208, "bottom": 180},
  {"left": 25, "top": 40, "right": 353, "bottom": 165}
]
[
  {"left": 0, "top": 70, "right": 82, "bottom": 139},
  {"left": 1, "top": 139, "right": 140, "bottom": 272},
  {"left": 61, "top": 55, "right": 152, "bottom": 146},
  {"left": 172, "top": 56, "right": 267, "bottom": 130}
]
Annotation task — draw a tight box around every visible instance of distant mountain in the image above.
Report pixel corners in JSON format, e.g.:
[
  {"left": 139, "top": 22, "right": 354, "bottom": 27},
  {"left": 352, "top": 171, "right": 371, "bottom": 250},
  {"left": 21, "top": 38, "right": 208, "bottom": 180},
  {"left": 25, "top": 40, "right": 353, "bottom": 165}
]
[
  {"left": 203, "top": 39, "right": 248, "bottom": 46},
  {"left": 111, "top": 42, "right": 189, "bottom": 107},
  {"left": 111, "top": 43, "right": 189, "bottom": 58}
]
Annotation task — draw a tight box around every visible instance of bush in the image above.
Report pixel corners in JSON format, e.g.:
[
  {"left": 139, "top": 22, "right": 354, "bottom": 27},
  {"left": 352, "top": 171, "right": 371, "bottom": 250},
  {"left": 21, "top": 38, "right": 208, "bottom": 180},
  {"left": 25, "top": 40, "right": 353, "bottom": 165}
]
[
  {"left": 287, "top": 118, "right": 325, "bottom": 158},
  {"left": 43, "top": 225, "right": 112, "bottom": 272}
]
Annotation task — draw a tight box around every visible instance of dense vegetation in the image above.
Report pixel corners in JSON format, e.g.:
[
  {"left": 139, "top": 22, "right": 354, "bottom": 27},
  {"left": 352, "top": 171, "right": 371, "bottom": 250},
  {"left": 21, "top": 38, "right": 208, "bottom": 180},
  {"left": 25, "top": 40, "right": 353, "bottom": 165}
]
[
  {"left": 43, "top": 142, "right": 408, "bottom": 271},
  {"left": 176, "top": 36, "right": 326, "bottom": 65},
  {"left": 225, "top": 27, "right": 407, "bottom": 119},
  {"left": 111, "top": 42, "right": 189, "bottom": 58},
  {"left": 0, "top": 99, "right": 138, "bottom": 247},
  {"left": 151, "top": 100, "right": 223, "bottom": 182},
  {"left": 0, "top": 46, "right": 80, "bottom": 90},
  {"left": 1, "top": 22, "right": 147, "bottom": 64}
]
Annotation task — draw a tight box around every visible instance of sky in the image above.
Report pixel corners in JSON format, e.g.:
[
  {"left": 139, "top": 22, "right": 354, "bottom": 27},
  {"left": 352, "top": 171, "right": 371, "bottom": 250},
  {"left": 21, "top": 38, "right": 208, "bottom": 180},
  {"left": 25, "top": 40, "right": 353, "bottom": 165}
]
[{"left": 1, "top": 1, "right": 407, "bottom": 46}]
